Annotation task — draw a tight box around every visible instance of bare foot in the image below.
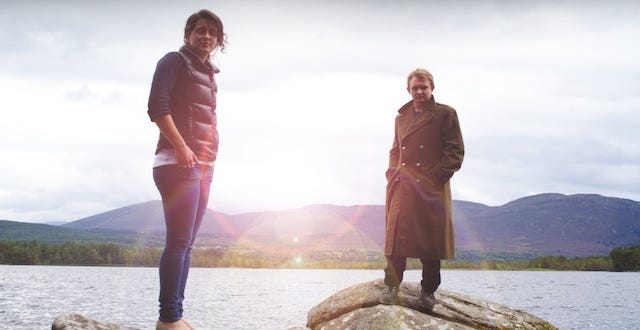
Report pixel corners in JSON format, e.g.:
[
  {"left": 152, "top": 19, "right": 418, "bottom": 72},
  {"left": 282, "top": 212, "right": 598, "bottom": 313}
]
[
  {"left": 156, "top": 319, "right": 190, "bottom": 330},
  {"left": 181, "top": 318, "right": 196, "bottom": 329}
]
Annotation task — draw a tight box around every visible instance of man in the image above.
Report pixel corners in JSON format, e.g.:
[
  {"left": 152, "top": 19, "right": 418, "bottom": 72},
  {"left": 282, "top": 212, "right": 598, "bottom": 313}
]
[{"left": 380, "top": 68, "right": 464, "bottom": 309}]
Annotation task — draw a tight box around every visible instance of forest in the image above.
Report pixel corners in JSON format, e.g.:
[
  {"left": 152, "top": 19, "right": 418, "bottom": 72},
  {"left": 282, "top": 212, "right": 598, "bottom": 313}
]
[{"left": 1, "top": 240, "right": 638, "bottom": 271}]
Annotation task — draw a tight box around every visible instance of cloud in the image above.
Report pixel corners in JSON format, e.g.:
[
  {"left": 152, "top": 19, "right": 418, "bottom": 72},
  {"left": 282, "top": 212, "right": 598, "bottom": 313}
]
[{"left": 1, "top": 0, "right": 639, "bottom": 223}]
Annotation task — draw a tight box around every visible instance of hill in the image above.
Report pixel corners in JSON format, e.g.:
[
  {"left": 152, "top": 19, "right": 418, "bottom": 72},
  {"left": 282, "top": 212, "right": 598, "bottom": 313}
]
[
  {"left": 0, "top": 219, "right": 142, "bottom": 246},
  {"left": 61, "top": 200, "right": 229, "bottom": 235},
  {"left": 3, "top": 193, "right": 640, "bottom": 257},
  {"left": 62, "top": 202, "right": 383, "bottom": 251},
  {"left": 453, "top": 193, "right": 640, "bottom": 256}
]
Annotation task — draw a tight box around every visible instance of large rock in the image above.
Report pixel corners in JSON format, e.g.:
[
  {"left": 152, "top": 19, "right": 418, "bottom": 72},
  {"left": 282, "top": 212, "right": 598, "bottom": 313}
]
[
  {"left": 307, "top": 279, "right": 557, "bottom": 330},
  {"left": 52, "top": 280, "right": 556, "bottom": 330},
  {"left": 51, "top": 314, "right": 139, "bottom": 330},
  {"left": 51, "top": 313, "right": 312, "bottom": 330}
]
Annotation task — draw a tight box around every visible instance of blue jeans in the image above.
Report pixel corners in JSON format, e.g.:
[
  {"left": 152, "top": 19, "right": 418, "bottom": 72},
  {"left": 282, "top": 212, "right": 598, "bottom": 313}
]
[{"left": 153, "top": 165, "right": 214, "bottom": 322}]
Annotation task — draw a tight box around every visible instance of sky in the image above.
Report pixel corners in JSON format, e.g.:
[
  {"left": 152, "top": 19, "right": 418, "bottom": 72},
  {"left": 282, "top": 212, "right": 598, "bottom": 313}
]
[{"left": 1, "top": 0, "right": 639, "bottom": 223}]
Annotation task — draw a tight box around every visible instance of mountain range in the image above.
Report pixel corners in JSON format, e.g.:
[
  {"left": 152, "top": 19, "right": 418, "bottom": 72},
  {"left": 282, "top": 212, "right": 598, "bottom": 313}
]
[{"left": 2, "top": 193, "right": 639, "bottom": 258}]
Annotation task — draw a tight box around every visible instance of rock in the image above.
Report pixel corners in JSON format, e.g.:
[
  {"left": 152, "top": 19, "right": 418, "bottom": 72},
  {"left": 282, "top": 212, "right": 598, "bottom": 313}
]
[
  {"left": 306, "top": 279, "right": 557, "bottom": 330},
  {"left": 51, "top": 313, "right": 140, "bottom": 330}
]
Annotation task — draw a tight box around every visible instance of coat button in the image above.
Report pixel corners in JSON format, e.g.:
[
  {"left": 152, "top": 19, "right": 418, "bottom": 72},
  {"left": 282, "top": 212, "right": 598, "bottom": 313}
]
[
  {"left": 401, "top": 146, "right": 406, "bottom": 150},
  {"left": 416, "top": 162, "right": 421, "bottom": 167},
  {"left": 419, "top": 145, "right": 425, "bottom": 150},
  {"left": 395, "top": 178, "right": 400, "bottom": 182},
  {"left": 416, "top": 179, "right": 421, "bottom": 182},
  {"left": 401, "top": 162, "right": 406, "bottom": 166}
]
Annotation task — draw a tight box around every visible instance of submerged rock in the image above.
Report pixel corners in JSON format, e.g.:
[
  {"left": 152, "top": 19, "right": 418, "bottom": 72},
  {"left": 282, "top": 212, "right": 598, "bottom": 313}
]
[
  {"left": 51, "top": 313, "right": 139, "bottom": 330},
  {"left": 307, "top": 279, "right": 557, "bottom": 330}
]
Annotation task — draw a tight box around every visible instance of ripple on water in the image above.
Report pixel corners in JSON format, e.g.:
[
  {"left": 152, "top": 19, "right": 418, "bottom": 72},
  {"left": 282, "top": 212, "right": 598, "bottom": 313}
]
[{"left": 1, "top": 266, "right": 639, "bottom": 329}]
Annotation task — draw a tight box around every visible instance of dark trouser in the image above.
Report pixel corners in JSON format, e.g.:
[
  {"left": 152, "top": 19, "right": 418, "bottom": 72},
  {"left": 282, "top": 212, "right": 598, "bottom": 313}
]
[
  {"left": 384, "top": 255, "right": 441, "bottom": 294},
  {"left": 153, "top": 165, "right": 214, "bottom": 322}
]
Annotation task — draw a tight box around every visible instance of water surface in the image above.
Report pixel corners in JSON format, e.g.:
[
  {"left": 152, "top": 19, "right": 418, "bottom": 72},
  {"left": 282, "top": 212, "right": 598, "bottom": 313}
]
[{"left": 0, "top": 266, "right": 638, "bottom": 329}]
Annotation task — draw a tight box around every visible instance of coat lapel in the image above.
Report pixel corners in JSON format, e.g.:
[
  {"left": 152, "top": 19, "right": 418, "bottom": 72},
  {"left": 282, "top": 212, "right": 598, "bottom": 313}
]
[
  {"left": 404, "top": 110, "right": 434, "bottom": 139},
  {"left": 396, "top": 111, "right": 413, "bottom": 141},
  {"left": 397, "top": 100, "right": 435, "bottom": 142}
]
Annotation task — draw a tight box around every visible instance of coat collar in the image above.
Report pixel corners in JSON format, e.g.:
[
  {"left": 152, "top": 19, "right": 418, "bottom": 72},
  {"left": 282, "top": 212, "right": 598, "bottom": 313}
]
[
  {"left": 179, "top": 45, "right": 221, "bottom": 73},
  {"left": 397, "top": 96, "right": 436, "bottom": 114},
  {"left": 396, "top": 96, "right": 436, "bottom": 140}
]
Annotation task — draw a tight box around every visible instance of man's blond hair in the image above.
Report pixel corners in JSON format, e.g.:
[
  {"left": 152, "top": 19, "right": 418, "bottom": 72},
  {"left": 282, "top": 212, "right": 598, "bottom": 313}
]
[{"left": 407, "top": 68, "right": 434, "bottom": 89}]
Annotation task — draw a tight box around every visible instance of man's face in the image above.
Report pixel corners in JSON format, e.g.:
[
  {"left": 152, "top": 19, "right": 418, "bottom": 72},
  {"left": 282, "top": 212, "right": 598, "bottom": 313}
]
[{"left": 407, "top": 77, "right": 433, "bottom": 104}]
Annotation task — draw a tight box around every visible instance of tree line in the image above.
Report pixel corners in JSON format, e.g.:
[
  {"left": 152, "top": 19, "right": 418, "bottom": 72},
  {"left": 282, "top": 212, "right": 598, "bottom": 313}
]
[
  {"left": 1, "top": 240, "right": 638, "bottom": 271},
  {"left": 0, "top": 241, "right": 160, "bottom": 266},
  {"left": 609, "top": 245, "right": 640, "bottom": 271}
]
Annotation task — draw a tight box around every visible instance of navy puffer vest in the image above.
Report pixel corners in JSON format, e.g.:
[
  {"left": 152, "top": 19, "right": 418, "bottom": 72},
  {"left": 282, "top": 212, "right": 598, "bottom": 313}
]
[{"left": 155, "top": 46, "right": 220, "bottom": 162}]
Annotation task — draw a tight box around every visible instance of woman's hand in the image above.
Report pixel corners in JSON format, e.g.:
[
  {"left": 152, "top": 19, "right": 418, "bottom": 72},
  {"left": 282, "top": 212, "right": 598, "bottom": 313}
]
[
  {"left": 175, "top": 144, "right": 199, "bottom": 168},
  {"left": 153, "top": 114, "right": 199, "bottom": 167}
]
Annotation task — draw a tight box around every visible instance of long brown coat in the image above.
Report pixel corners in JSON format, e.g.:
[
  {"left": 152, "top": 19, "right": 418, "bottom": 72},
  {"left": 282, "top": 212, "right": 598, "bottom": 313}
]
[{"left": 384, "top": 97, "right": 464, "bottom": 259}]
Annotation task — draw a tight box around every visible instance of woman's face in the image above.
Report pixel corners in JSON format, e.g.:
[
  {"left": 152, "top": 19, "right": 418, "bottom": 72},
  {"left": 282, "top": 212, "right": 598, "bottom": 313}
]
[{"left": 185, "top": 18, "right": 218, "bottom": 60}]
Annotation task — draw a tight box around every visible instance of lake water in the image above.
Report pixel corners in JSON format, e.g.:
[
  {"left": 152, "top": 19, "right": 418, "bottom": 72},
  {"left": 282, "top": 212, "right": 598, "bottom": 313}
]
[{"left": 0, "top": 266, "right": 638, "bottom": 329}]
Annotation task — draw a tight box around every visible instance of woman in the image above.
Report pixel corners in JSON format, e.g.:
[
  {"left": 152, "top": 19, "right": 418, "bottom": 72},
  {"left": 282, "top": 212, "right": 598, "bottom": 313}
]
[{"left": 147, "top": 9, "right": 226, "bottom": 330}]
